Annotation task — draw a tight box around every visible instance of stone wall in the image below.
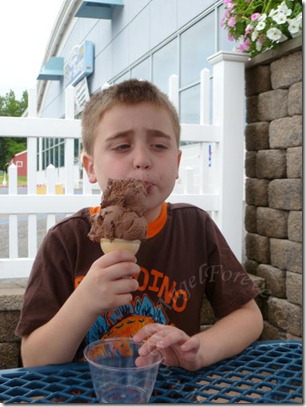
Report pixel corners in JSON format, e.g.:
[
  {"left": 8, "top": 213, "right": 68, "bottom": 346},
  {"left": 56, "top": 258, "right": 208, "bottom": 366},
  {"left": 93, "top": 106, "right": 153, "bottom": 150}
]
[
  {"left": 0, "top": 280, "right": 27, "bottom": 369},
  {"left": 244, "top": 36, "right": 302, "bottom": 340}
]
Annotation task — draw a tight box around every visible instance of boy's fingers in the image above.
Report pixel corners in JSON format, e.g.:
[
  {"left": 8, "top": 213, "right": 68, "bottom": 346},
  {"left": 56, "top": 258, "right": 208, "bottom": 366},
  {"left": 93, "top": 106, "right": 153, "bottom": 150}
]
[
  {"left": 112, "top": 277, "right": 139, "bottom": 294},
  {"left": 97, "top": 250, "right": 137, "bottom": 267},
  {"left": 93, "top": 260, "right": 140, "bottom": 281},
  {"left": 155, "top": 330, "right": 187, "bottom": 349},
  {"left": 133, "top": 323, "right": 163, "bottom": 342},
  {"left": 180, "top": 336, "right": 199, "bottom": 352},
  {"left": 135, "top": 324, "right": 189, "bottom": 355}
]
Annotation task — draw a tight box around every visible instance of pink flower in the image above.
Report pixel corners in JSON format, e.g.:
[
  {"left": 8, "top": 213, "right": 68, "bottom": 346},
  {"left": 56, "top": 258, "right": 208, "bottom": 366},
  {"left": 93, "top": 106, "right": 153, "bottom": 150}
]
[
  {"left": 228, "top": 33, "right": 235, "bottom": 41},
  {"left": 224, "top": 0, "right": 232, "bottom": 4},
  {"left": 228, "top": 16, "right": 236, "bottom": 27},
  {"left": 251, "top": 13, "right": 261, "bottom": 21},
  {"left": 238, "top": 38, "right": 250, "bottom": 52},
  {"left": 223, "top": 10, "right": 230, "bottom": 19}
]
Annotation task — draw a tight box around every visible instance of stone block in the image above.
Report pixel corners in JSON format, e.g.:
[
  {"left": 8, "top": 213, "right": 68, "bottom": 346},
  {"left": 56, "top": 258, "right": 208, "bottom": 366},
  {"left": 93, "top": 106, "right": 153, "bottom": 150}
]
[
  {"left": 269, "top": 179, "right": 302, "bottom": 210},
  {"left": 257, "top": 264, "right": 286, "bottom": 298},
  {"left": 258, "top": 90, "right": 287, "bottom": 121},
  {"left": 286, "top": 333, "right": 302, "bottom": 341},
  {"left": 245, "top": 65, "right": 271, "bottom": 96},
  {"left": 250, "top": 275, "right": 265, "bottom": 311},
  {"left": 288, "top": 82, "right": 302, "bottom": 116},
  {"left": 201, "top": 298, "right": 216, "bottom": 325},
  {"left": 245, "top": 151, "right": 257, "bottom": 178},
  {"left": 261, "top": 321, "right": 286, "bottom": 340},
  {"left": 248, "top": 274, "right": 265, "bottom": 310},
  {"left": 271, "top": 51, "right": 302, "bottom": 89},
  {"left": 260, "top": 299, "right": 269, "bottom": 321},
  {"left": 245, "top": 233, "right": 270, "bottom": 264},
  {"left": 245, "top": 122, "right": 269, "bottom": 151},
  {"left": 0, "top": 311, "right": 20, "bottom": 342},
  {"left": 288, "top": 211, "right": 302, "bottom": 242},
  {"left": 269, "top": 115, "right": 302, "bottom": 148},
  {"left": 245, "top": 205, "right": 257, "bottom": 233},
  {"left": 245, "top": 178, "right": 269, "bottom": 206},
  {"left": 246, "top": 96, "right": 259, "bottom": 123},
  {"left": 287, "top": 147, "right": 302, "bottom": 178},
  {"left": 256, "top": 150, "right": 286, "bottom": 179},
  {"left": 270, "top": 238, "right": 302, "bottom": 273},
  {"left": 256, "top": 207, "right": 288, "bottom": 238},
  {"left": 244, "top": 260, "right": 258, "bottom": 275},
  {"left": 287, "top": 302, "right": 302, "bottom": 337},
  {"left": 286, "top": 271, "right": 302, "bottom": 305},
  {"left": 250, "top": 274, "right": 266, "bottom": 293},
  {"left": 0, "top": 279, "right": 26, "bottom": 311},
  {"left": 0, "top": 342, "right": 20, "bottom": 369},
  {"left": 266, "top": 297, "right": 290, "bottom": 331}
]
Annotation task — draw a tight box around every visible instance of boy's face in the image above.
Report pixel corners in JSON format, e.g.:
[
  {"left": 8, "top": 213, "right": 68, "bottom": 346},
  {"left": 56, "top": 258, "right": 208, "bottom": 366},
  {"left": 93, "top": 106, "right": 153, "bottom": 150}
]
[{"left": 83, "top": 102, "right": 181, "bottom": 221}]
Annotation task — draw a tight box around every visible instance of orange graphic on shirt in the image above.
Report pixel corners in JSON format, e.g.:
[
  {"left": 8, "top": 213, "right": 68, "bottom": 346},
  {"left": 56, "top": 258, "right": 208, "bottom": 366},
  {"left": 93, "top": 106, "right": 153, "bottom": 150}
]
[
  {"left": 104, "top": 315, "right": 155, "bottom": 338},
  {"left": 77, "top": 295, "right": 171, "bottom": 361}
]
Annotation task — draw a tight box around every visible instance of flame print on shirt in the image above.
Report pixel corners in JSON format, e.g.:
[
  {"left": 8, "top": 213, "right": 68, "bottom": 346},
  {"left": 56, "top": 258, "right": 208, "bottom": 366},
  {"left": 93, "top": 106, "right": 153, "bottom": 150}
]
[{"left": 86, "top": 294, "right": 168, "bottom": 344}]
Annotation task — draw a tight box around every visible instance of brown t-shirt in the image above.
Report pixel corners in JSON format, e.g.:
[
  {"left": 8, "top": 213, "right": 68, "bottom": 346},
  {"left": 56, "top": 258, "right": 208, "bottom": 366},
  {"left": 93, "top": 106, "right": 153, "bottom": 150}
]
[{"left": 16, "top": 202, "right": 259, "bottom": 360}]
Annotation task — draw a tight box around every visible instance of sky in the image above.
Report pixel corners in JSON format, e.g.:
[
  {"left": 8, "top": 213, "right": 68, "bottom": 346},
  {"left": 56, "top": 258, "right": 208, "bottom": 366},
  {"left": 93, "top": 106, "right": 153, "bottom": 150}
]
[{"left": 0, "top": 0, "right": 64, "bottom": 99}]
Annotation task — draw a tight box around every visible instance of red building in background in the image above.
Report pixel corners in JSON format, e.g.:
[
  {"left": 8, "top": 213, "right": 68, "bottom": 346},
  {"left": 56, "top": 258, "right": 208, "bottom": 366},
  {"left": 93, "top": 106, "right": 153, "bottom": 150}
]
[{"left": 12, "top": 150, "right": 27, "bottom": 177}]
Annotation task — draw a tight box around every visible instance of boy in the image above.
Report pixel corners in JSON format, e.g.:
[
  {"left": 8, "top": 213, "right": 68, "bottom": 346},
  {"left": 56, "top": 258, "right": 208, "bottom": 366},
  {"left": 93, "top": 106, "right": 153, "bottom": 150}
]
[{"left": 16, "top": 79, "right": 263, "bottom": 369}]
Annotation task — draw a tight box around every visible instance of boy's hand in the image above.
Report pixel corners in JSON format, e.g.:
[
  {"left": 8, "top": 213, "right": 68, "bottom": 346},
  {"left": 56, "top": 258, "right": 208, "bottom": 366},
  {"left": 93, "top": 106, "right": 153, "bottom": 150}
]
[
  {"left": 133, "top": 323, "right": 202, "bottom": 371},
  {"left": 77, "top": 250, "right": 139, "bottom": 316}
]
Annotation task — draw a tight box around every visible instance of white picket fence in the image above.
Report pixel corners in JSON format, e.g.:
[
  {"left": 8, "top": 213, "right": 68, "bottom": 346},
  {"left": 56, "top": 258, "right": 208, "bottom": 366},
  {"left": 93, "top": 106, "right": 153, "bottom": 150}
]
[{"left": 0, "top": 51, "right": 249, "bottom": 279}]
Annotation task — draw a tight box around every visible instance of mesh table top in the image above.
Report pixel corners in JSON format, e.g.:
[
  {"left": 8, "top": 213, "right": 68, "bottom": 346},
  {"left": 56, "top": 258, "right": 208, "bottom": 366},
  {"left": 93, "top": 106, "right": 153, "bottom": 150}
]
[{"left": 0, "top": 340, "right": 302, "bottom": 404}]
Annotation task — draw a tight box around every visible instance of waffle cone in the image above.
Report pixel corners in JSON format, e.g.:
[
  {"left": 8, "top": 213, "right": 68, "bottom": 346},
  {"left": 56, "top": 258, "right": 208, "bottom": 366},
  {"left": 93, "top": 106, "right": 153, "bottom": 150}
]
[{"left": 100, "top": 238, "right": 141, "bottom": 255}]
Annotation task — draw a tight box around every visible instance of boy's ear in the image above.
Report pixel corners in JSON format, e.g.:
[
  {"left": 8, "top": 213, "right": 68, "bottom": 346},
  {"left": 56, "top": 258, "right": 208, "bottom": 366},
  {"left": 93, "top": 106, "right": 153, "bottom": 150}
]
[
  {"left": 82, "top": 152, "right": 97, "bottom": 184},
  {"left": 176, "top": 149, "right": 182, "bottom": 179}
]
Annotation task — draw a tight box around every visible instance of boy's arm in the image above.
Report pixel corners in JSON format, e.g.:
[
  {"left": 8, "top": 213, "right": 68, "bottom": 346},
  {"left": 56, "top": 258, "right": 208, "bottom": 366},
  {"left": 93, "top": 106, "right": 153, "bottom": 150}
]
[
  {"left": 21, "top": 250, "right": 140, "bottom": 367},
  {"left": 194, "top": 299, "right": 263, "bottom": 368},
  {"left": 134, "top": 299, "right": 263, "bottom": 371},
  {"left": 21, "top": 286, "right": 99, "bottom": 367}
]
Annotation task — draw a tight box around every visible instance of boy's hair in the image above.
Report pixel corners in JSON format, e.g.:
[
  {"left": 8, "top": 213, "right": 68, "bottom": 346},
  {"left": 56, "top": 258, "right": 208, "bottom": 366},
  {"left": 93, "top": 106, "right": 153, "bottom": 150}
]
[{"left": 81, "top": 79, "right": 180, "bottom": 154}]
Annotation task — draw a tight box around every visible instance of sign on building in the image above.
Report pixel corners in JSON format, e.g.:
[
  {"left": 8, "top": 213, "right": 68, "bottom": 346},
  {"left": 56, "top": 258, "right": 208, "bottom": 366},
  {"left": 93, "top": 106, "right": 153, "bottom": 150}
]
[{"left": 64, "top": 41, "right": 94, "bottom": 88}]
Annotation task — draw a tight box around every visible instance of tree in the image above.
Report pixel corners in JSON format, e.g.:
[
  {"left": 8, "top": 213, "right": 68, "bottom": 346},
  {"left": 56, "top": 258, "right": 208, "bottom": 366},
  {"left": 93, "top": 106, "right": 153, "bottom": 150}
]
[{"left": 0, "top": 90, "right": 28, "bottom": 171}]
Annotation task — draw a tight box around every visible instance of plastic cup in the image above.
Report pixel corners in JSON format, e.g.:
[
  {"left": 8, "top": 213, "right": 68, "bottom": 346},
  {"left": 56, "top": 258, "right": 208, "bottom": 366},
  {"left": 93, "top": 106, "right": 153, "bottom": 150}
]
[{"left": 84, "top": 338, "right": 163, "bottom": 403}]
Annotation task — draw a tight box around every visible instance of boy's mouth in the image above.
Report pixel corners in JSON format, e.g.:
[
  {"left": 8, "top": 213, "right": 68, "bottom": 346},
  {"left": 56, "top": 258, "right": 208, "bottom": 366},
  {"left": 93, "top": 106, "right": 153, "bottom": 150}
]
[{"left": 145, "top": 182, "right": 153, "bottom": 194}]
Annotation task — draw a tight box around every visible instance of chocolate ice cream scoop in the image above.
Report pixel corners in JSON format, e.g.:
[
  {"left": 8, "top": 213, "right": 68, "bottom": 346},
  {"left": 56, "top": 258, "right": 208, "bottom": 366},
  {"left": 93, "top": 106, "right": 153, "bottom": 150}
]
[
  {"left": 88, "top": 178, "right": 148, "bottom": 253},
  {"left": 101, "top": 178, "right": 148, "bottom": 215},
  {"left": 88, "top": 205, "right": 147, "bottom": 241}
]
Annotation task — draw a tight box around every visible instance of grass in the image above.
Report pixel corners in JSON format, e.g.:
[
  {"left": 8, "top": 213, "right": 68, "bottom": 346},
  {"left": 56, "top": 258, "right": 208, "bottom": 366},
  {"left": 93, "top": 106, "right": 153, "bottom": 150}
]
[{"left": 0, "top": 174, "right": 27, "bottom": 186}]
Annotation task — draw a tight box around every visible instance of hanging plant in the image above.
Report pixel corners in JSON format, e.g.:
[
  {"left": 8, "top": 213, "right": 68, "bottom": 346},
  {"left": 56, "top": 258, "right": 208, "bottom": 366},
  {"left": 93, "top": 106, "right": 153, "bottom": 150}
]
[{"left": 221, "top": 0, "right": 302, "bottom": 58}]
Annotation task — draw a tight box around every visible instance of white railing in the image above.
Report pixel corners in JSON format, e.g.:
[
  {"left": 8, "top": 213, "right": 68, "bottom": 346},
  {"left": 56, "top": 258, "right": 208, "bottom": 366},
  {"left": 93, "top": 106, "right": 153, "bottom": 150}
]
[{"left": 0, "top": 51, "right": 248, "bottom": 279}]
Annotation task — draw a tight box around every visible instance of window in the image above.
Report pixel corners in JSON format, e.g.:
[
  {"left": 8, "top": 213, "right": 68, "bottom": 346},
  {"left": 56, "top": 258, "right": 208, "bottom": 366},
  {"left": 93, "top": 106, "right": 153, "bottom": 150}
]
[
  {"left": 114, "top": 71, "right": 130, "bottom": 84},
  {"left": 217, "top": 4, "right": 235, "bottom": 51},
  {"left": 180, "top": 12, "right": 215, "bottom": 87},
  {"left": 39, "top": 138, "right": 66, "bottom": 170},
  {"left": 109, "top": 2, "right": 235, "bottom": 125},
  {"left": 152, "top": 39, "right": 178, "bottom": 93},
  {"left": 131, "top": 57, "right": 151, "bottom": 81},
  {"left": 180, "top": 85, "right": 200, "bottom": 124}
]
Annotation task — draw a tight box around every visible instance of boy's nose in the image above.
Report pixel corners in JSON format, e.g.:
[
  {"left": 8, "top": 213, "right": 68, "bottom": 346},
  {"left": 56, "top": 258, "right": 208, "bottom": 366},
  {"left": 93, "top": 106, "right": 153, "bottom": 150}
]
[{"left": 133, "top": 146, "right": 152, "bottom": 170}]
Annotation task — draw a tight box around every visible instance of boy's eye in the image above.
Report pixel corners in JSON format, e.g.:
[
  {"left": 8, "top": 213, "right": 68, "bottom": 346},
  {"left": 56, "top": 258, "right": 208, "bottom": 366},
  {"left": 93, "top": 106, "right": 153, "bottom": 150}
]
[
  {"left": 113, "top": 143, "right": 130, "bottom": 151},
  {"left": 152, "top": 143, "right": 168, "bottom": 150}
]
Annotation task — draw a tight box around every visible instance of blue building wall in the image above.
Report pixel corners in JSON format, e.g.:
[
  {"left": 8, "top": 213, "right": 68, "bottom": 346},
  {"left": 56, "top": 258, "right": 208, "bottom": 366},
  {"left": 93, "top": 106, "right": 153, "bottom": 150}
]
[
  {"left": 39, "top": 0, "right": 233, "bottom": 121},
  {"left": 37, "top": 0, "right": 234, "bottom": 170}
]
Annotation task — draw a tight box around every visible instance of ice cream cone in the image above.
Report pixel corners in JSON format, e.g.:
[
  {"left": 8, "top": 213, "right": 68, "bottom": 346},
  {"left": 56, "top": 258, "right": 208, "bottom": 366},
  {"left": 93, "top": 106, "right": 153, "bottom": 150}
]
[{"left": 100, "top": 238, "right": 141, "bottom": 255}]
